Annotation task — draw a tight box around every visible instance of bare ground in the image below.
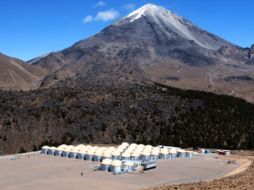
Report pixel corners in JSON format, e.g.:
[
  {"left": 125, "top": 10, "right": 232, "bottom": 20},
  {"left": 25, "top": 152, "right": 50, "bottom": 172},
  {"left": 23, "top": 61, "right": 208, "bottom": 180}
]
[
  {"left": 0, "top": 153, "right": 238, "bottom": 190},
  {"left": 143, "top": 151, "right": 254, "bottom": 190}
]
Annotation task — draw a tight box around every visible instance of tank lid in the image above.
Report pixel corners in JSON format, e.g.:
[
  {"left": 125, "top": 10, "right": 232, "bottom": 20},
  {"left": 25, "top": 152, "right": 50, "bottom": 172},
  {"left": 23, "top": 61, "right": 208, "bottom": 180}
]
[
  {"left": 111, "top": 160, "right": 122, "bottom": 166},
  {"left": 102, "top": 159, "right": 112, "bottom": 164},
  {"left": 122, "top": 152, "right": 131, "bottom": 157},
  {"left": 112, "top": 151, "right": 121, "bottom": 156},
  {"left": 121, "top": 142, "right": 129, "bottom": 146},
  {"left": 151, "top": 151, "right": 159, "bottom": 155},
  {"left": 141, "top": 151, "right": 151, "bottom": 156},
  {"left": 131, "top": 152, "right": 141, "bottom": 157},
  {"left": 160, "top": 149, "right": 168, "bottom": 154},
  {"left": 103, "top": 152, "right": 112, "bottom": 157},
  {"left": 177, "top": 149, "right": 186, "bottom": 153},
  {"left": 58, "top": 144, "right": 68, "bottom": 149},
  {"left": 169, "top": 149, "right": 177, "bottom": 154},
  {"left": 124, "top": 161, "right": 134, "bottom": 166}
]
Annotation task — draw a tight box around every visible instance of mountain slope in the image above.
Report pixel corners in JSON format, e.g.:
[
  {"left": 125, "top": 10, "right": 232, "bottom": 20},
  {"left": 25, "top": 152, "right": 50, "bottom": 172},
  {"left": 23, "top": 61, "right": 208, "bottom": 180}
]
[
  {"left": 115, "top": 3, "right": 232, "bottom": 50},
  {"left": 30, "top": 4, "right": 254, "bottom": 102},
  {"left": 28, "top": 52, "right": 66, "bottom": 72},
  {"left": 0, "top": 53, "right": 48, "bottom": 91},
  {"left": 0, "top": 79, "right": 254, "bottom": 154}
]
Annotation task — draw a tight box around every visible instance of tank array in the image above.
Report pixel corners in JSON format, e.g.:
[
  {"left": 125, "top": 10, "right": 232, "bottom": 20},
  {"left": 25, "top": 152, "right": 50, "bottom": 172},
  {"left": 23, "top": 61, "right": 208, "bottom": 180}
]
[{"left": 41, "top": 142, "right": 195, "bottom": 174}]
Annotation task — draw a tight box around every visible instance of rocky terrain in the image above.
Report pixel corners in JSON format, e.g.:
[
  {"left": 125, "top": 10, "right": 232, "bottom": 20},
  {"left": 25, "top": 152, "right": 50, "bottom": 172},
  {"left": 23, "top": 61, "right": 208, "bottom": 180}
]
[
  {"left": 0, "top": 53, "right": 47, "bottom": 91},
  {"left": 0, "top": 76, "right": 254, "bottom": 154}
]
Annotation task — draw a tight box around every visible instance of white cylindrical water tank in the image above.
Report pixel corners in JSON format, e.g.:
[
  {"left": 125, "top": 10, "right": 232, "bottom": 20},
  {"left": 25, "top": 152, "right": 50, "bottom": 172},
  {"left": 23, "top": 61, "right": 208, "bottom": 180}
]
[
  {"left": 123, "top": 161, "right": 135, "bottom": 173},
  {"left": 136, "top": 145, "right": 144, "bottom": 150},
  {"left": 186, "top": 151, "right": 194, "bottom": 158},
  {"left": 100, "top": 159, "right": 112, "bottom": 171},
  {"left": 143, "top": 147, "right": 152, "bottom": 153},
  {"left": 134, "top": 148, "right": 143, "bottom": 153},
  {"left": 141, "top": 151, "right": 151, "bottom": 161},
  {"left": 160, "top": 148, "right": 169, "bottom": 159},
  {"left": 47, "top": 147, "right": 57, "bottom": 155},
  {"left": 177, "top": 149, "right": 186, "bottom": 158},
  {"left": 136, "top": 144, "right": 145, "bottom": 150},
  {"left": 152, "top": 147, "right": 161, "bottom": 152},
  {"left": 61, "top": 145, "right": 75, "bottom": 157},
  {"left": 151, "top": 151, "right": 159, "bottom": 161},
  {"left": 69, "top": 147, "right": 80, "bottom": 158},
  {"left": 54, "top": 144, "right": 67, "bottom": 156},
  {"left": 122, "top": 149, "right": 132, "bottom": 154},
  {"left": 86, "top": 148, "right": 96, "bottom": 160},
  {"left": 133, "top": 149, "right": 142, "bottom": 155},
  {"left": 121, "top": 142, "right": 129, "bottom": 147},
  {"left": 169, "top": 149, "right": 177, "bottom": 159},
  {"left": 102, "top": 152, "right": 112, "bottom": 160},
  {"left": 93, "top": 149, "right": 104, "bottom": 162},
  {"left": 110, "top": 160, "right": 122, "bottom": 174},
  {"left": 76, "top": 148, "right": 87, "bottom": 160},
  {"left": 144, "top": 145, "right": 153, "bottom": 150},
  {"left": 41, "top": 146, "right": 49, "bottom": 154},
  {"left": 112, "top": 151, "right": 121, "bottom": 160},
  {"left": 121, "top": 152, "right": 131, "bottom": 160},
  {"left": 131, "top": 152, "right": 141, "bottom": 161},
  {"left": 129, "top": 143, "right": 137, "bottom": 150},
  {"left": 115, "top": 147, "right": 125, "bottom": 154},
  {"left": 130, "top": 143, "right": 137, "bottom": 147},
  {"left": 125, "top": 146, "right": 134, "bottom": 152}
]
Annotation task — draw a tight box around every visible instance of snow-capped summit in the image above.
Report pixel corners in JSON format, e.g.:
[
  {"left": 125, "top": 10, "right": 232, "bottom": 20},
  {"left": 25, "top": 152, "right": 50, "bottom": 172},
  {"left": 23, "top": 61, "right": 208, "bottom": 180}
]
[
  {"left": 126, "top": 3, "right": 170, "bottom": 22},
  {"left": 115, "top": 3, "right": 229, "bottom": 50},
  {"left": 119, "top": 3, "right": 176, "bottom": 23}
]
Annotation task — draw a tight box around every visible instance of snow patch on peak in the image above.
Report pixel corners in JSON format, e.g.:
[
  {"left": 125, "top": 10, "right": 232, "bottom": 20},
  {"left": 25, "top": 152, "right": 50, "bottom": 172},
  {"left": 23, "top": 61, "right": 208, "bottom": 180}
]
[
  {"left": 114, "top": 4, "right": 227, "bottom": 50},
  {"left": 127, "top": 4, "right": 171, "bottom": 22}
]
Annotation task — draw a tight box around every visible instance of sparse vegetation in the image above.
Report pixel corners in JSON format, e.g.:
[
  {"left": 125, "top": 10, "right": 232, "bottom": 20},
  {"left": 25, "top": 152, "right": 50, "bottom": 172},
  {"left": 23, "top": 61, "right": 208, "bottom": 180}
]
[{"left": 0, "top": 78, "right": 254, "bottom": 154}]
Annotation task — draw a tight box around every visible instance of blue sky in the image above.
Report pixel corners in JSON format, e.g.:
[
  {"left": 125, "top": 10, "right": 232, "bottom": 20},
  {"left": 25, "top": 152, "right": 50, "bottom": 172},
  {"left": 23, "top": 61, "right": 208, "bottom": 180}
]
[{"left": 1, "top": 0, "right": 254, "bottom": 61}]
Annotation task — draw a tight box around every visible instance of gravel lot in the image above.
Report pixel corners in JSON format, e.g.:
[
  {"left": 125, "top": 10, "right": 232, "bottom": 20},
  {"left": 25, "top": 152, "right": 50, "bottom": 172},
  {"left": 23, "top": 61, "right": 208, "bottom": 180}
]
[{"left": 0, "top": 153, "right": 238, "bottom": 190}]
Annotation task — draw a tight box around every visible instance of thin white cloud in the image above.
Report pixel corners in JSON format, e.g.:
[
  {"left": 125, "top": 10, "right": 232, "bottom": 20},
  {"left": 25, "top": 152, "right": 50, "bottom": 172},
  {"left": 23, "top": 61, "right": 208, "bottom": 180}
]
[
  {"left": 82, "top": 15, "right": 93, "bottom": 23},
  {"left": 95, "top": 9, "right": 119, "bottom": 21},
  {"left": 122, "top": 3, "right": 136, "bottom": 11},
  {"left": 95, "top": 1, "right": 106, "bottom": 7}
]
